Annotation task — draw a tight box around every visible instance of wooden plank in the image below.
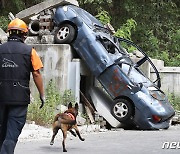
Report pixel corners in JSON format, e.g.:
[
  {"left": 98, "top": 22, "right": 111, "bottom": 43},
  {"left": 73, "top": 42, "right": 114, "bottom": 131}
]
[
  {"left": 80, "top": 91, "right": 96, "bottom": 124},
  {"left": 80, "top": 91, "right": 95, "bottom": 113},
  {"left": 84, "top": 105, "right": 95, "bottom": 124}
]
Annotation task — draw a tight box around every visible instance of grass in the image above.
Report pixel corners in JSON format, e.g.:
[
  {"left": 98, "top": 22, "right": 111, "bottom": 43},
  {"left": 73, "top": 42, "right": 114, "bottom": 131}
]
[
  {"left": 168, "top": 94, "right": 180, "bottom": 111},
  {"left": 27, "top": 80, "right": 75, "bottom": 126}
]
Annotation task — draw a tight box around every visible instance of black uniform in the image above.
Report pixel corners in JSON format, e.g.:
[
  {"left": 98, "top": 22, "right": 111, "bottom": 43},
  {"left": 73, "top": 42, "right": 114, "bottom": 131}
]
[{"left": 0, "top": 36, "right": 33, "bottom": 154}]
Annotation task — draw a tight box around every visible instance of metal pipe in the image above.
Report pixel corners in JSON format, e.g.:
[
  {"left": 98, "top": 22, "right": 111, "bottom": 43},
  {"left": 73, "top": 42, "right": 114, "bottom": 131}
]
[{"left": 28, "top": 20, "right": 40, "bottom": 35}]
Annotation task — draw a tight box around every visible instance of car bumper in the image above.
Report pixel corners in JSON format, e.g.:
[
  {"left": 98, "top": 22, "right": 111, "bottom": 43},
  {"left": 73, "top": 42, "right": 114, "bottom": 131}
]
[{"left": 134, "top": 106, "right": 175, "bottom": 130}]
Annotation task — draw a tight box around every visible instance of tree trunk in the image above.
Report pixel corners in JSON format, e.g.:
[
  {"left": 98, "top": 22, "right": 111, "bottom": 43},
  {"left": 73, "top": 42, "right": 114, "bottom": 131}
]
[{"left": 1, "top": 0, "right": 5, "bottom": 8}]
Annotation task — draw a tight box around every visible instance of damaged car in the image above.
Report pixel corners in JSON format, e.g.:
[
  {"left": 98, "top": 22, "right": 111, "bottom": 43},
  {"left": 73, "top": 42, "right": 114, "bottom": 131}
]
[{"left": 52, "top": 5, "right": 175, "bottom": 130}]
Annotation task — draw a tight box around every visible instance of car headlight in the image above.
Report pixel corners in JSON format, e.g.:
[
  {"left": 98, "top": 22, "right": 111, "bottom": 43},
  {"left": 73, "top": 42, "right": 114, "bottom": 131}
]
[
  {"left": 137, "top": 91, "right": 165, "bottom": 113},
  {"left": 148, "top": 87, "right": 166, "bottom": 101}
]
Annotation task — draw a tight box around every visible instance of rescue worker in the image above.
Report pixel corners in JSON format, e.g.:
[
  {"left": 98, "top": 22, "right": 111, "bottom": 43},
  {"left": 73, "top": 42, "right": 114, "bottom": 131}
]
[{"left": 0, "top": 18, "right": 45, "bottom": 154}]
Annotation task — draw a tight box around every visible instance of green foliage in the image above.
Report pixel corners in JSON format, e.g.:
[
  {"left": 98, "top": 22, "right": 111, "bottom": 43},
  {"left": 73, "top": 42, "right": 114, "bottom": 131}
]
[
  {"left": 115, "top": 18, "right": 137, "bottom": 40},
  {"left": 78, "top": 0, "right": 112, "bottom": 5},
  {"left": 27, "top": 80, "right": 75, "bottom": 126},
  {"left": 78, "top": 0, "right": 179, "bottom": 67},
  {"left": 95, "top": 9, "right": 111, "bottom": 25},
  {"left": 13, "top": 0, "right": 26, "bottom": 12},
  {"left": 0, "top": 0, "right": 45, "bottom": 30},
  {"left": 169, "top": 29, "right": 180, "bottom": 52},
  {"left": 168, "top": 94, "right": 180, "bottom": 111},
  {"left": 115, "top": 19, "right": 137, "bottom": 52},
  {"left": 126, "top": 0, "right": 180, "bottom": 66},
  {"left": 45, "top": 80, "right": 61, "bottom": 105},
  {"left": 93, "top": 7, "right": 137, "bottom": 52},
  {"left": 142, "top": 30, "right": 160, "bottom": 57},
  {"left": 61, "top": 89, "right": 76, "bottom": 106},
  {"left": 142, "top": 29, "right": 180, "bottom": 66},
  {"left": 0, "top": 16, "right": 9, "bottom": 31}
]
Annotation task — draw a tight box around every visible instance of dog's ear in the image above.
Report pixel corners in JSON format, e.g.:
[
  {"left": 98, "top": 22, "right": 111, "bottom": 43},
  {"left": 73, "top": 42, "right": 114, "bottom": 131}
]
[
  {"left": 68, "top": 102, "right": 72, "bottom": 109},
  {"left": 75, "top": 103, "right": 78, "bottom": 110}
]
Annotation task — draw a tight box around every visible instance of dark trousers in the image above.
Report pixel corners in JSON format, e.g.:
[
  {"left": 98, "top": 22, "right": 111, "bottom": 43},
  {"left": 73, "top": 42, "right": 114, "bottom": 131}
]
[{"left": 0, "top": 105, "right": 28, "bottom": 154}]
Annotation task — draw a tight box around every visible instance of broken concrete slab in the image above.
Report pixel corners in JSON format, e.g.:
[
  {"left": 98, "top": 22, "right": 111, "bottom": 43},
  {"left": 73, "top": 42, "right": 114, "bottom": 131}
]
[
  {"left": 25, "top": 36, "right": 40, "bottom": 44},
  {"left": 0, "top": 28, "right": 7, "bottom": 37},
  {"left": 0, "top": 28, "right": 8, "bottom": 43},
  {"left": 172, "top": 111, "right": 180, "bottom": 124},
  {"left": 16, "top": 0, "right": 78, "bottom": 23},
  {"left": 40, "top": 35, "right": 54, "bottom": 44}
]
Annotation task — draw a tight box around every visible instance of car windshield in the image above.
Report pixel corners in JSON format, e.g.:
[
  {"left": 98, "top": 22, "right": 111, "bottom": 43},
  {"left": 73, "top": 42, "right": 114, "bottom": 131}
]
[
  {"left": 112, "top": 39, "right": 158, "bottom": 88},
  {"left": 121, "top": 63, "right": 153, "bottom": 87},
  {"left": 103, "top": 39, "right": 152, "bottom": 87}
]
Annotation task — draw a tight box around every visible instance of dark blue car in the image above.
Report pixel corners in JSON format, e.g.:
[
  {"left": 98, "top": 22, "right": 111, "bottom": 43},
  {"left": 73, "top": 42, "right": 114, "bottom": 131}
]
[{"left": 53, "top": 5, "right": 175, "bottom": 130}]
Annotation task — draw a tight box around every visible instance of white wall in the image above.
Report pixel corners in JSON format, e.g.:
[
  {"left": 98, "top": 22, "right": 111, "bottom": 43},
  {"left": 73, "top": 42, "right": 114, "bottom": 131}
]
[
  {"left": 29, "top": 44, "right": 73, "bottom": 97},
  {"left": 133, "top": 58, "right": 180, "bottom": 95},
  {"left": 151, "top": 66, "right": 180, "bottom": 95}
]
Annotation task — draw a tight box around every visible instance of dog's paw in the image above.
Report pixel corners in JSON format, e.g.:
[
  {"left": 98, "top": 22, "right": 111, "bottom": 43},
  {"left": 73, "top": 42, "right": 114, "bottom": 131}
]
[
  {"left": 63, "top": 149, "right": 67, "bottom": 152},
  {"left": 70, "top": 130, "right": 77, "bottom": 137},
  {"left": 81, "top": 138, "right": 85, "bottom": 141},
  {"left": 50, "top": 141, "right": 54, "bottom": 145}
]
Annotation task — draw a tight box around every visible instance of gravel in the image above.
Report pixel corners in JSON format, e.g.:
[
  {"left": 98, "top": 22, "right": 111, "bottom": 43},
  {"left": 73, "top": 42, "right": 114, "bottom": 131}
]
[{"left": 19, "top": 122, "right": 101, "bottom": 142}]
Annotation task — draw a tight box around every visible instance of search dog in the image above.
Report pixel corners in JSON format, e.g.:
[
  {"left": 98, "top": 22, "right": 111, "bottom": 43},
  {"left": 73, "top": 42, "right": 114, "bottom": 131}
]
[{"left": 50, "top": 102, "right": 85, "bottom": 152}]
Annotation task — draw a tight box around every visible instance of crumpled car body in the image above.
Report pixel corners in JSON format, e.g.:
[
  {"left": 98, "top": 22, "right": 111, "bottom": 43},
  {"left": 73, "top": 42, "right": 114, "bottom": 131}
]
[{"left": 54, "top": 5, "right": 175, "bottom": 130}]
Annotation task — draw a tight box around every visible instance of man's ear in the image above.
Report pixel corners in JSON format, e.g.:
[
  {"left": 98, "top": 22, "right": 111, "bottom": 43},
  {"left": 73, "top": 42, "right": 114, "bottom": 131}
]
[
  {"left": 68, "top": 102, "right": 72, "bottom": 109},
  {"left": 75, "top": 103, "right": 78, "bottom": 110}
]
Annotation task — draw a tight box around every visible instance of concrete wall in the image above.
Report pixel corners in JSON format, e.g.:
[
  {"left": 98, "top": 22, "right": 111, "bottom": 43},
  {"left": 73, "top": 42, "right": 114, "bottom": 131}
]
[
  {"left": 125, "top": 57, "right": 180, "bottom": 95},
  {"left": 151, "top": 66, "right": 180, "bottom": 95},
  {"left": 29, "top": 44, "right": 73, "bottom": 97}
]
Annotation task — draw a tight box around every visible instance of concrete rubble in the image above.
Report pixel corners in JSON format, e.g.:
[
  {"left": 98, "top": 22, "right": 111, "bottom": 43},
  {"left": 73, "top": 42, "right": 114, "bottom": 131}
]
[
  {"left": 16, "top": 0, "right": 78, "bottom": 22},
  {"left": 24, "top": 36, "right": 40, "bottom": 44},
  {"left": 15, "top": 0, "right": 78, "bottom": 44},
  {"left": 172, "top": 111, "right": 180, "bottom": 124},
  {"left": 40, "top": 35, "right": 54, "bottom": 44},
  {"left": 0, "top": 28, "right": 8, "bottom": 43}
]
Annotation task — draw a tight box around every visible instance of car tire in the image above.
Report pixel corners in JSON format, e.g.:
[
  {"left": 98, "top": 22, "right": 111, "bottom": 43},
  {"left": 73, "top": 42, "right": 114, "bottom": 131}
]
[
  {"left": 54, "top": 24, "right": 76, "bottom": 44},
  {"left": 111, "top": 99, "right": 134, "bottom": 122}
]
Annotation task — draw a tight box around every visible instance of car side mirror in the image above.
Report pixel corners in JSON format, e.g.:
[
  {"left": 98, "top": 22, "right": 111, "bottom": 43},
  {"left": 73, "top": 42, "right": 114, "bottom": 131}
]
[{"left": 129, "top": 83, "right": 143, "bottom": 94}]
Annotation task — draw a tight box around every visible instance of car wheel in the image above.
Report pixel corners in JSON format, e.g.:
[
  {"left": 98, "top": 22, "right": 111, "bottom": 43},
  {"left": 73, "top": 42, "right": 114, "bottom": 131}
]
[
  {"left": 54, "top": 24, "right": 76, "bottom": 44},
  {"left": 112, "top": 99, "right": 134, "bottom": 122}
]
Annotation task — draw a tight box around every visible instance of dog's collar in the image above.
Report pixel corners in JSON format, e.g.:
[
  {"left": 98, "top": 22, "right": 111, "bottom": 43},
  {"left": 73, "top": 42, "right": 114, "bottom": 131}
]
[{"left": 66, "top": 113, "right": 75, "bottom": 120}]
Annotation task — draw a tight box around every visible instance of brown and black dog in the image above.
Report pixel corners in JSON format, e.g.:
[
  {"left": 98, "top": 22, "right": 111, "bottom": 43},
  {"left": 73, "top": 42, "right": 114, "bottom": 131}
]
[{"left": 50, "top": 102, "right": 85, "bottom": 152}]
